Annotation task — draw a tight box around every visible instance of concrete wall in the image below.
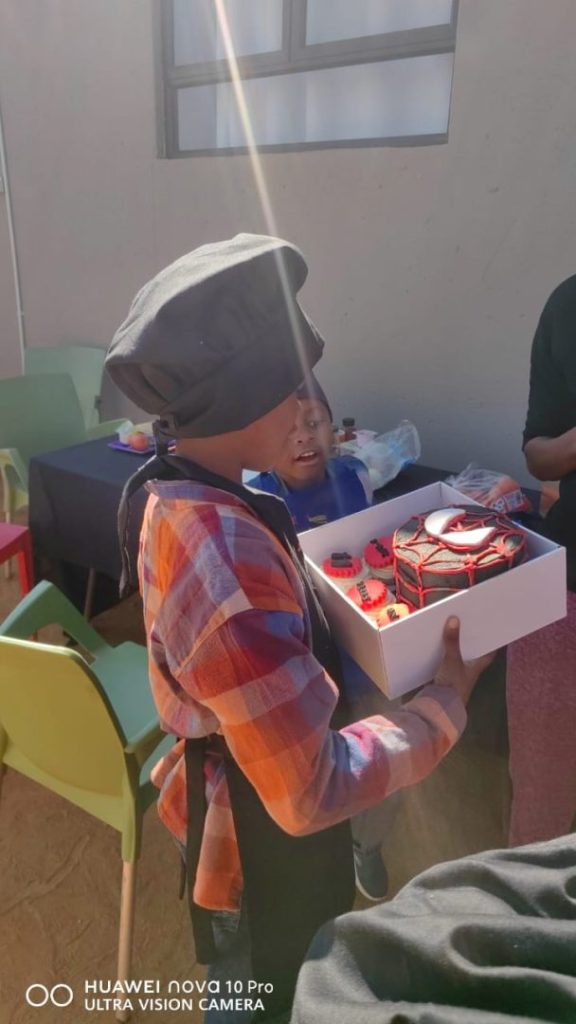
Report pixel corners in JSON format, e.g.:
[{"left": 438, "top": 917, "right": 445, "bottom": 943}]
[{"left": 0, "top": 0, "right": 575, "bottom": 482}]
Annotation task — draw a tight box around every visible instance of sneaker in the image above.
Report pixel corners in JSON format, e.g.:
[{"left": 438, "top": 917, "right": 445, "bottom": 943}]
[{"left": 353, "top": 846, "right": 389, "bottom": 901}]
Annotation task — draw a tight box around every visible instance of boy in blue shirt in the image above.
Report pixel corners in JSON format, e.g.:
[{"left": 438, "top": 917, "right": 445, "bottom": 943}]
[
  {"left": 250, "top": 376, "right": 372, "bottom": 531},
  {"left": 252, "top": 377, "right": 398, "bottom": 901}
]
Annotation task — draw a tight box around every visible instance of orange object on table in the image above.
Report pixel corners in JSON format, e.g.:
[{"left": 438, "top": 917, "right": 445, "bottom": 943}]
[{"left": 0, "top": 523, "right": 34, "bottom": 595}]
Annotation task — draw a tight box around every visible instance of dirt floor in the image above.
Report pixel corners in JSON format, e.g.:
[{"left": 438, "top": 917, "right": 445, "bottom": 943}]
[{"left": 0, "top": 518, "right": 511, "bottom": 1024}]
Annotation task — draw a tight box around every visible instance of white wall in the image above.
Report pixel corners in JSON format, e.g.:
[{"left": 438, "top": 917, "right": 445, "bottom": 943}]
[{"left": 0, "top": 0, "right": 575, "bottom": 483}]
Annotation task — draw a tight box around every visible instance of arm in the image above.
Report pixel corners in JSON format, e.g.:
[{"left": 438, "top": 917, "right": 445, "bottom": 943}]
[
  {"left": 173, "top": 604, "right": 472, "bottom": 838},
  {"left": 522, "top": 284, "right": 576, "bottom": 481},
  {"left": 524, "top": 428, "right": 576, "bottom": 481}
]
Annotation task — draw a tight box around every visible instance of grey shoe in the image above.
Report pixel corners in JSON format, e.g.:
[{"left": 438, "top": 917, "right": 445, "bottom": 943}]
[{"left": 353, "top": 846, "right": 389, "bottom": 901}]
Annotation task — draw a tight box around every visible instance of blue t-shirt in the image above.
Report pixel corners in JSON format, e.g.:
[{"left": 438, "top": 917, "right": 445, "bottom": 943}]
[{"left": 249, "top": 455, "right": 370, "bottom": 533}]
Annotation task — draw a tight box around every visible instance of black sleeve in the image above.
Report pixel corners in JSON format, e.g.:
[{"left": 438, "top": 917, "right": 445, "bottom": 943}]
[
  {"left": 523, "top": 277, "right": 576, "bottom": 448},
  {"left": 292, "top": 837, "right": 576, "bottom": 1024}
]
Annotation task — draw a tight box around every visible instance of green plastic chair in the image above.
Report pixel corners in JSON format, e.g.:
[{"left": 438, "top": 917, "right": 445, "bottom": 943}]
[
  {"left": 0, "top": 372, "right": 125, "bottom": 521},
  {"left": 0, "top": 581, "right": 173, "bottom": 1023},
  {"left": 25, "top": 344, "right": 108, "bottom": 429}
]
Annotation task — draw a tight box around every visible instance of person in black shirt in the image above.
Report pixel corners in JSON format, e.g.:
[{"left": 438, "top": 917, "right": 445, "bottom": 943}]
[{"left": 507, "top": 275, "right": 576, "bottom": 846}]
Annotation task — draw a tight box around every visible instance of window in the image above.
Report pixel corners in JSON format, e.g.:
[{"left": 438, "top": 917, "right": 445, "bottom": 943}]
[{"left": 156, "top": 0, "right": 458, "bottom": 156}]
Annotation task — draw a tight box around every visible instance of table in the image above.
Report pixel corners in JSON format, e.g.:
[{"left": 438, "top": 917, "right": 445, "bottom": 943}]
[
  {"left": 29, "top": 436, "right": 149, "bottom": 582},
  {"left": 28, "top": 436, "right": 541, "bottom": 608},
  {"left": 28, "top": 439, "right": 452, "bottom": 582}
]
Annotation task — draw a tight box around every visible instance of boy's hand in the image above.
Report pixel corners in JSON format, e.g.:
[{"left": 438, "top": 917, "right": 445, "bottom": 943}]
[{"left": 433, "top": 616, "right": 496, "bottom": 706}]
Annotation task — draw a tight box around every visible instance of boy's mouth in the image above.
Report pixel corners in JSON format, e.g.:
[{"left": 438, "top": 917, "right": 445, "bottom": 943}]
[{"left": 294, "top": 449, "right": 320, "bottom": 465}]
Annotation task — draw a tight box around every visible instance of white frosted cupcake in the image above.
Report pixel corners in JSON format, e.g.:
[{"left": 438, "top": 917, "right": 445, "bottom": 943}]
[
  {"left": 322, "top": 552, "right": 367, "bottom": 593},
  {"left": 376, "top": 602, "right": 411, "bottom": 628}
]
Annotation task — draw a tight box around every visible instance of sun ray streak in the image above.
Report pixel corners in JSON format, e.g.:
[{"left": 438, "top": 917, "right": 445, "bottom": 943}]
[{"left": 214, "top": 0, "right": 314, "bottom": 382}]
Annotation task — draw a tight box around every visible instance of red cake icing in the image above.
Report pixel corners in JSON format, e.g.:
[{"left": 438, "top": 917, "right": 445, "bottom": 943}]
[
  {"left": 322, "top": 551, "right": 364, "bottom": 581},
  {"left": 363, "top": 536, "right": 394, "bottom": 573},
  {"left": 346, "top": 578, "right": 393, "bottom": 616},
  {"left": 393, "top": 506, "right": 526, "bottom": 609}
]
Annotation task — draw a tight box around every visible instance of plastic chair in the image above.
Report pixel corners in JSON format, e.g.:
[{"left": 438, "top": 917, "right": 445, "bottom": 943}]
[
  {"left": 0, "top": 373, "right": 125, "bottom": 522},
  {"left": 0, "top": 523, "right": 33, "bottom": 594},
  {"left": 0, "top": 581, "right": 172, "bottom": 1022},
  {"left": 25, "top": 344, "right": 108, "bottom": 430}
]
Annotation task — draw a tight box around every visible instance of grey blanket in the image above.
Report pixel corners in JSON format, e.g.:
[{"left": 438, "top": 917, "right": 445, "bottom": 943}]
[{"left": 292, "top": 836, "right": 576, "bottom": 1023}]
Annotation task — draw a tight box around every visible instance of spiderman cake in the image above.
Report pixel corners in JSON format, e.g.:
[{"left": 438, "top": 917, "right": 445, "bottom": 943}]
[{"left": 393, "top": 506, "right": 527, "bottom": 609}]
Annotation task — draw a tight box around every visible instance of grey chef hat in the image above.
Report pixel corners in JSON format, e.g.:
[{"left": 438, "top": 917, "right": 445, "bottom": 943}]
[
  {"left": 296, "top": 375, "right": 332, "bottom": 421},
  {"left": 105, "top": 233, "right": 325, "bottom": 438}
]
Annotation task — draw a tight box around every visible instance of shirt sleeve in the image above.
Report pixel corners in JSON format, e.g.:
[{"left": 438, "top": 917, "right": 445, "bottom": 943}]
[
  {"left": 523, "top": 281, "right": 576, "bottom": 446},
  {"left": 172, "top": 601, "right": 467, "bottom": 837},
  {"left": 352, "top": 457, "right": 374, "bottom": 505}
]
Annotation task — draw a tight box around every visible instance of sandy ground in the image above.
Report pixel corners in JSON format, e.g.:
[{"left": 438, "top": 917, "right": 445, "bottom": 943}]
[{"left": 0, "top": 526, "right": 510, "bottom": 1024}]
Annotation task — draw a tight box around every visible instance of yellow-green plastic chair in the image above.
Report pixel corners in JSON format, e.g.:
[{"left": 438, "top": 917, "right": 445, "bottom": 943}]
[
  {"left": 25, "top": 344, "right": 108, "bottom": 430},
  {"left": 0, "top": 581, "right": 172, "bottom": 1022},
  {"left": 0, "top": 372, "right": 125, "bottom": 522}
]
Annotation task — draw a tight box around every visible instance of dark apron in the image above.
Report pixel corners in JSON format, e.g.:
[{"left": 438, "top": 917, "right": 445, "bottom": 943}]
[{"left": 143, "top": 455, "right": 355, "bottom": 1020}]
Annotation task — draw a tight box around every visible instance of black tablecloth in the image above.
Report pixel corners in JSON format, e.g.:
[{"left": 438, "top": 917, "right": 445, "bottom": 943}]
[
  {"left": 28, "top": 438, "right": 541, "bottom": 584},
  {"left": 29, "top": 436, "right": 149, "bottom": 581}
]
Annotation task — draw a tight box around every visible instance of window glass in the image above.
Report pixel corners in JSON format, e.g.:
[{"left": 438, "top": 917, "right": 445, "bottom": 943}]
[
  {"left": 177, "top": 53, "right": 454, "bottom": 150},
  {"left": 173, "top": 0, "right": 284, "bottom": 66},
  {"left": 305, "top": 0, "right": 453, "bottom": 46}
]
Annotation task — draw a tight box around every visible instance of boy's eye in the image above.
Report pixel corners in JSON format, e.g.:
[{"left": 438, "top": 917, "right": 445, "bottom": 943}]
[{"left": 304, "top": 418, "right": 329, "bottom": 431}]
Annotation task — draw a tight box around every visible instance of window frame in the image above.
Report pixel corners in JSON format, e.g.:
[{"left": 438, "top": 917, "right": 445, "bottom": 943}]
[{"left": 155, "top": 0, "right": 459, "bottom": 158}]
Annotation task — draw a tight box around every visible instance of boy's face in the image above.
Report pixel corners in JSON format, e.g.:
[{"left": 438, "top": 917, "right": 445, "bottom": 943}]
[
  {"left": 243, "top": 392, "right": 301, "bottom": 472},
  {"left": 273, "top": 397, "right": 333, "bottom": 490}
]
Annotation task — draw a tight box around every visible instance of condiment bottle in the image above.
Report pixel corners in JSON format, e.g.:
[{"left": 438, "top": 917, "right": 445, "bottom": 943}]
[{"left": 342, "top": 417, "right": 357, "bottom": 442}]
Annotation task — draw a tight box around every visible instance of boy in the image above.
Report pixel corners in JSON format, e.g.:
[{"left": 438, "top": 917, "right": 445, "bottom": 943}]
[
  {"left": 249, "top": 375, "right": 371, "bottom": 530},
  {"left": 251, "top": 375, "right": 395, "bottom": 901},
  {"left": 106, "top": 234, "right": 491, "bottom": 1023}
]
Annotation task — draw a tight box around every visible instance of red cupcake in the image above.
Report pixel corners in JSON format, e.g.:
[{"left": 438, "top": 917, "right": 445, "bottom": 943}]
[
  {"left": 346, "top": 578, "right": 394, "bottom": 621},
  {"left": 363, "top": 536, "right": 395, "bottom": 583},
  {"left": 322, "top": 551, "right": 367, "bottom": 592}
]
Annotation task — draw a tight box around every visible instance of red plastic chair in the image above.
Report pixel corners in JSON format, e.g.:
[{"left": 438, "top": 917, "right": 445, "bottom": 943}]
[{"left": 0, "top": 524, "right": 33, "bottom": 595}]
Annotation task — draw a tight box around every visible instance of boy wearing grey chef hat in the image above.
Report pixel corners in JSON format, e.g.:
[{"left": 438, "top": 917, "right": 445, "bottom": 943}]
[{"left": 105, "top": 233, "right": 489, "bottom": 1023}]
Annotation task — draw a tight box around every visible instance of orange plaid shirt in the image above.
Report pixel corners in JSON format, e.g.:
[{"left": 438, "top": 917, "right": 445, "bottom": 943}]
[{"left": 139, "top": 479, "right": 467, "bottom": 912}]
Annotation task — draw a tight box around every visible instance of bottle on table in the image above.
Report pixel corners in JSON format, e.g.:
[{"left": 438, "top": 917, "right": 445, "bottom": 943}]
[{"left": 342, "top": 417, "right": 357, "bottom": 442}]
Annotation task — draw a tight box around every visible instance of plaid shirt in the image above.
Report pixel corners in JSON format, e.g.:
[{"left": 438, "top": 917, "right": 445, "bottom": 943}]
[{"left": 139, "top": 479, "right": 467, "bottom": 912}]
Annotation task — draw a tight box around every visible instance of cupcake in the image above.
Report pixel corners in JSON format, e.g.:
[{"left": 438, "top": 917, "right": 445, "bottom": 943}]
[
  {"left": 322, "top": 551, "right": 367, "bottom": 592},
  {"left": 345, "top": 578, "right": 394, "bottom": 622},
  {"left": 376, "top": 602, "right": 411, "bottom": 628},
  {"left": 363, "top": 536, "right": 395, "bottom": 583}
]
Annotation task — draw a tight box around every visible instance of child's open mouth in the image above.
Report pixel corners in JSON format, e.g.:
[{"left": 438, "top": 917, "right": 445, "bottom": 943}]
[{"left": 295, "top": 449, "right": 320, "bottom": 465}]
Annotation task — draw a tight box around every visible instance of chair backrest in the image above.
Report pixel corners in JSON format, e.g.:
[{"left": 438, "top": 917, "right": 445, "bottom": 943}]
[
  {"left": 25, "top": 346, "right": 106, "bottom": 429},
  {"left": 0, "top": 637, "right": 127, "bottom": 796},
  {"left": 0, "top": 373, "right": 87, "bottom": 471}
]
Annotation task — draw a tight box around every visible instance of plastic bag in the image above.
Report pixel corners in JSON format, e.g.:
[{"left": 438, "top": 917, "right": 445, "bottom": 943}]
[
  {"left": 445, "top": 463, "right": 531, "bottom": 515},
  {"left": 341, "top": 420, "right": 421, "bottom": 490}
]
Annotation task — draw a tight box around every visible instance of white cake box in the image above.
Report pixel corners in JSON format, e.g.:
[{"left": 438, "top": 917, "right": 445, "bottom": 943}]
[{"left": 300, "top": 481, "right": 567, "bottom": 699}]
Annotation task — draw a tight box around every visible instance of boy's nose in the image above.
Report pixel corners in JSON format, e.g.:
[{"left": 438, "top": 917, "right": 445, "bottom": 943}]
[{"left": 294, "top": 424, "right": 314, "bottom": 444}]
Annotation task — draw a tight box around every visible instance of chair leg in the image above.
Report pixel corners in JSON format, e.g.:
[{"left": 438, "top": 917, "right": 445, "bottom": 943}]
[
  {"left": 115, "top": 860, "right": 137, "bottom": 1023},
  {"left": 83, "top": 568, "right": 96, "bottom": 620},
  {"left": 2, "top": 476, "right": 13, "bottom": 581},
  {"left": 16, "top": 531, "right": 34, "bottom": 595}
]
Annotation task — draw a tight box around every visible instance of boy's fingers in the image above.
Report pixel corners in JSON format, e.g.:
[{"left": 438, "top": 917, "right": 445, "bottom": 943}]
[{"left": 441, "top": 615, "right": 462, "bottom": 663}]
